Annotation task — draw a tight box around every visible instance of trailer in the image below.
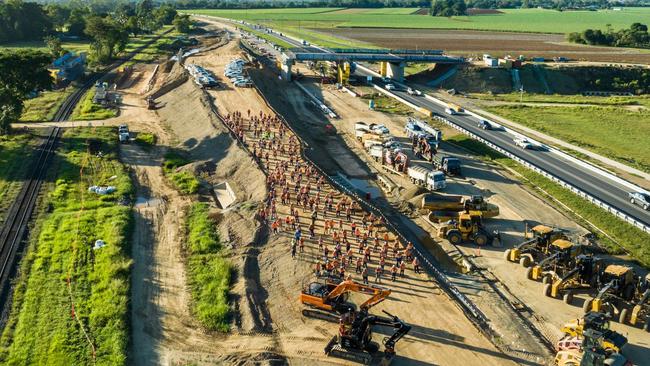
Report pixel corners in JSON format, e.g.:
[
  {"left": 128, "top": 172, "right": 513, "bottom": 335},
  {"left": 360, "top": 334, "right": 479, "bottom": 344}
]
[{"left": 405, "top": 118, "right": 442, "bottom": 142}]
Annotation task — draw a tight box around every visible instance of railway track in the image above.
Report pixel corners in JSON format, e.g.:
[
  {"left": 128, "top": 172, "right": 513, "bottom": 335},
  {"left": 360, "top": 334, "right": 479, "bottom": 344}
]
[
  {"left": 52, "top": 27, "right": 174, "bottom": 123},
  {"left": 0, "top": 127, "right": 60, "bottom": 303},
  {"left": 0, "top": 28, "right": 174, "bottom": 310}
]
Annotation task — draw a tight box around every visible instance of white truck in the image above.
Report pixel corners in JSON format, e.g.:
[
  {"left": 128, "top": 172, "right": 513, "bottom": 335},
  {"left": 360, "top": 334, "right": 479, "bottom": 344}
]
[
  {"left": 368, "top": 145, "right": 384, "bottom": 161},
  {"left": 118, "top": 124, "right": 129, "bottom": 143},
  {"left": 407, "top": 87, "right": 422, "bottom": 96},
  {"left": 407, "top": 166, "right": 447, "bottom": 191}
]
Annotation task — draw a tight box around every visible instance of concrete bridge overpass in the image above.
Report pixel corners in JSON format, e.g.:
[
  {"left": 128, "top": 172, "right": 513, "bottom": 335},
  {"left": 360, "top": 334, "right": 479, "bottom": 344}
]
[{"left": 280, "top": 47, "right": 465, "bottom": 82}]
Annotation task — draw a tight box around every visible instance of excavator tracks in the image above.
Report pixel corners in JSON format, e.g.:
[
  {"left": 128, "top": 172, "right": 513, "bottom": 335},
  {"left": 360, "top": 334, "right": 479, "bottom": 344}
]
[{"left": 301, "top": 308, "right": 340, "bottom": 323}]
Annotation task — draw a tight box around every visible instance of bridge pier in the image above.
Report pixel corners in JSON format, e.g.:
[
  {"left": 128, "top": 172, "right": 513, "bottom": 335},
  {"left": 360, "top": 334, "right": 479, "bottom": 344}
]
[
  {"left": 380, "top": 61, "right": 405, "bottom": 82},
  {"left": 387, "top": 61, "right": 405, "bottom": 82}
]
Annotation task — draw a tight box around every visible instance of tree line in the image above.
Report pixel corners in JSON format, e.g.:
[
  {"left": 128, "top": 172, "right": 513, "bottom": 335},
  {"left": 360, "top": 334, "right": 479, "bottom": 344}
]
[
  {"left": 0, "top": 0, "right": 194, "bottom": 135},
  {"left": 430, "top": 0, "right": 640, "bottom": 16},
  {"left": 0, "top": 0, "right": 191, "bottom": 62},
  {"left": 567, "top": 23, "right": 650, "bottom": 48},
  {"left": 170, "top": 0, "right": 429, "bottom": 9}
]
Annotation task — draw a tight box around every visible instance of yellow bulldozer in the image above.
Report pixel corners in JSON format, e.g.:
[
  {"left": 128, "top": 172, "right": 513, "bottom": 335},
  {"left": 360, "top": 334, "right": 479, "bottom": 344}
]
[
  {"left": 437, "top": 212, "right": 492, "bottom": 246},
  {"left": 559, "top": 312, "right": 627, "bottom": 355}
]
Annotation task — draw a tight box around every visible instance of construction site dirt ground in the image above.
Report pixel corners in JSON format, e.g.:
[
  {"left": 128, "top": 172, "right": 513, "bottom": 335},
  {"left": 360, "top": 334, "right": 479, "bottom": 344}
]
[
  {"left": 285, "top": 67, "right": 650, "bottom": 364},
  {"left": 176, "top": 36, "right": 526, "bottom": 366},
  {"left": 65, "top": 21, "right": 647, "bottom": 366}
]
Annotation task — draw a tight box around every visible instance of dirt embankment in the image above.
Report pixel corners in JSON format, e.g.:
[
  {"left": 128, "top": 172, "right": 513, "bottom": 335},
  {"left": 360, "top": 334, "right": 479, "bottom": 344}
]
[{"left": 129, "top": 57, "right": 283, "bottom": 365}]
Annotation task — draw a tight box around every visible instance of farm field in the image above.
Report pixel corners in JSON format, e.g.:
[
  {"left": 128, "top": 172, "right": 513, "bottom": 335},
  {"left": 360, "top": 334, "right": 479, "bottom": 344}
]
[
  {"left": 0, "top": 40, "right": 90, "bottom": 54},
  {"left": 189, "top": 7, "right": 650, "bottom": 34},
  {"left": 483, "top": 105, "right": 650, "bottom": 174},
  {"left": 470, "top": 92, "right": 650, "bottom": 107},
  {"left": 20, "top": 89, "right": 75, "bottom": 122},
  {"left": 321, "top": 28, "right": 650, "bottom": 63},
  {"left": 0, "top": 127, "right": 133, "bottom": 365}
]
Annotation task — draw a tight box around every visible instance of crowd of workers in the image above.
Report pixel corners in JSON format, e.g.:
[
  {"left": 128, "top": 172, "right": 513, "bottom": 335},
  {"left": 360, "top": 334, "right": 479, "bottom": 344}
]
[{"left": 222, "top": 109, "right": 423, "bottom": 286}]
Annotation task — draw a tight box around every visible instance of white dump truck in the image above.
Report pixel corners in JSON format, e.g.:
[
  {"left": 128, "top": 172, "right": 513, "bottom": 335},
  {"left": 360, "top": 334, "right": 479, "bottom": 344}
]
[
  {"left": 368, "top": 144, "right": 384, "bottom": 161},
  {"left": 407, "top": 165, "right": 447, "bottom": 191}
]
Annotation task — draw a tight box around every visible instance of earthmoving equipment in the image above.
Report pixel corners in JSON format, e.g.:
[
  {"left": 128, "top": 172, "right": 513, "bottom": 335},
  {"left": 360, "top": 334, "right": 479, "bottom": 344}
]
[
  {"left": 432, "top": 155, "right": 461, "bottom": 176},
  {"left": 504, "top": 224, "right": 567, "bottom": 267},
  {"left": 544, "top": 254, "right": 604, "bottom": 304},
  {"left": 554, "top": 329, "right": 631, "bottom": 366},
  {"left": 300, "top": 279, "right": 391, "bottom": 322},
  {"left": 407, "top": 166, "right": 446, "bottom": 191},
  {"left": 324, "top": 309, "right": 411, "bottom": 365},
  {"left": 422, "top": 193, "right": 499, "bottom": 223},
  {"left": 527, "top": 239, "right": 583, "bottom": 281},
  {"left": 583, "top": 266, "right": 650, "bottom": 330},
  {"left": 437, "top": 212, "right": 492, "bottom": 246},
  {"left": 559, "top": 312, "right": 627, "bottom": 355}
]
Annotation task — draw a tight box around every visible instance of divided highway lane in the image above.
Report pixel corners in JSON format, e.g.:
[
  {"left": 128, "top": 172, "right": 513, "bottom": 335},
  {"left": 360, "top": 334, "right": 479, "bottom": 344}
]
[
  {"left": 236, "top": 20, "right": 650, "bottom": 229},
  {"left": 386, "top": 86, "right": 650, "bottom": 228}
]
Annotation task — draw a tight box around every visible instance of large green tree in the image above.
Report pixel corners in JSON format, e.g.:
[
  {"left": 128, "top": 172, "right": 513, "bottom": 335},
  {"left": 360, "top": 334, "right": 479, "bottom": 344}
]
[
  {"left": 84, "top": 16, "right": 129, "bottom": 63},
  {"left": 0, "top": 0, "right": 53, "bottom": 44},
  {"left": 173, "top": 14, "right": 193, "bottom": 34},
  {"left": 430, "top": 0, "right": 467, "bottom": 16},
  {"left": 0, "top": 50, "right": 52, "bottom": 134}
]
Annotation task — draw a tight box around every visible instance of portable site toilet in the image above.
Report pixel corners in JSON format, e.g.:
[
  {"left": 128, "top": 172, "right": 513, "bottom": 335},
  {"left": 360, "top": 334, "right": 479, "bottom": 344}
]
[{"left": 369, "top": 100, "right": 375, "bottom": 110}]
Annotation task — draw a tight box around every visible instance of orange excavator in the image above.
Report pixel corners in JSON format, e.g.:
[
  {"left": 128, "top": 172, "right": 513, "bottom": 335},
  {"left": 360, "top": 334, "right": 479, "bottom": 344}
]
[{"left": 300, "top": 279, "right": 391, "bottom": 322}]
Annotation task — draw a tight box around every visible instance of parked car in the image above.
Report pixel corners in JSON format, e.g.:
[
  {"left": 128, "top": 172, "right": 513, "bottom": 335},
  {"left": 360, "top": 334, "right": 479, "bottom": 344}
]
[
  {"left": 514, "top": 137, "right": 534, "bottom": 149},
  {"left": 629, "top": 192, "right": 650, "bottom": 210},
  {"left": 478, "top": 120, "right": 493, "bottom": 130}
]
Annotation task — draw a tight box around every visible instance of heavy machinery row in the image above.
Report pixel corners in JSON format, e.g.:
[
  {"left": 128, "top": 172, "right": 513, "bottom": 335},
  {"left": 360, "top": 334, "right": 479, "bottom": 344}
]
[{"left": 330, "top": 102, "right": 650, "bottom": 364}]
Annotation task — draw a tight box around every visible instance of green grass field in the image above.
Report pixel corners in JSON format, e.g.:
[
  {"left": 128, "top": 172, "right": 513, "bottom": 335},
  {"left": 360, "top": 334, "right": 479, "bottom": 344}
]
[
  {"left": 0, "top": 127, "right": 133, "bottom": 365},
  {"left": 0, "top": 134, "right": 35, "bottom": 224},
  {"left": 483, "top": 105, "right": 650, "bottom": 173},
  {"left": 0, "top": 40, "right": 90, "bottom": 54},
  {"left": 189, "top": 7, "right": 650, "bottom": 34},
  {"left": 71, "top": 88, "right": 117, "bottom": 121},
  {"left": 20, "top": 89, "right": 75, "bottom": 122},
  {"left": 162, "top": 152, "right": 200, "bottom": 194},
  {"left": 185, "top": 203, "right": 232, "bottom": 331},
  {"left": 472, "top": 93, "right": 650, "bottom": 107}
]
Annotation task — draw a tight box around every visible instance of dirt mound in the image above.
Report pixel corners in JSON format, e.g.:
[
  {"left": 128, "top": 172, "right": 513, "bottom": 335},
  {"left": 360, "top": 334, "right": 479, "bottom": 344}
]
[
  {"left": 445, "top": 64, "right": 513, "bottom": 94},
  {"left": 177, "top": 160, "right": 217, "bottom": 176},
  {"left": 467, "top": 8, "right": 504, "bottom": 15},
  {"left": 402, "top": 185, "right": 428, "bottom": 201}
]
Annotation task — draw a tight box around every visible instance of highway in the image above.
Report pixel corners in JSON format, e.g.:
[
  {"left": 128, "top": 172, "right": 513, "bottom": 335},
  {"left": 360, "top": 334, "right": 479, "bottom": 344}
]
[{"left": 235, "top": 20, "right": 650, "bottom": 230}]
